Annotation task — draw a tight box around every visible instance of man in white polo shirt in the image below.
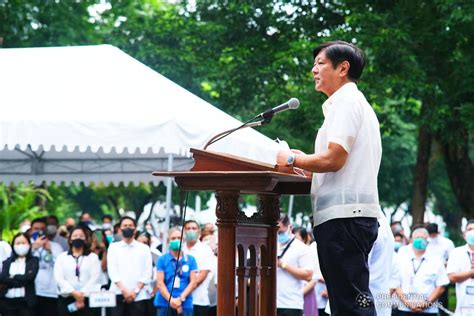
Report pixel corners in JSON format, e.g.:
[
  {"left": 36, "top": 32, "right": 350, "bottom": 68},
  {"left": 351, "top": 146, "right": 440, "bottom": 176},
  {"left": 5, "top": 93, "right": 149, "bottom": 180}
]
[
  {"left": 447, "top": 219, "right": 474, "bottom": 315},
  {"left": 395, "top": 227, "right": 449, "bottom": 315},
  {"left": 276, "top": 214, "right": 313, "bottom": 316},
  {"left": 181, "top": 220, "right": 214, "bottom": 316},
  {"left": 277, "top": 40, "right": 383, "bottom": 315},
  {"left": 107, "top": 216, "right": 153, "bottom": 316}
]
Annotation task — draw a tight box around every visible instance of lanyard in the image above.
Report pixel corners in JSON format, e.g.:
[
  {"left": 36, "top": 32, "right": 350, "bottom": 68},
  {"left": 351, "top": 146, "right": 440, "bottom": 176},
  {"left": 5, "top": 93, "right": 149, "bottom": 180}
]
[
  {"left": 411, "top": 257, "right": 425, "bottom": 276},
  {"left": 73, "top": 255, "right": 83, "bottom": 280},
  {"left": 278, "top": 238, "right": 295, "bottom": 260}
]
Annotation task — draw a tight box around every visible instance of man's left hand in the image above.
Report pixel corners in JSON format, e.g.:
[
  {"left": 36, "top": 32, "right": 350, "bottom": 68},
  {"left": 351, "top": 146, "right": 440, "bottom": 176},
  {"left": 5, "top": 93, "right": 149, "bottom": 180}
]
[{"left": 276, "top": 150, "right": 292, "bottom": 166}]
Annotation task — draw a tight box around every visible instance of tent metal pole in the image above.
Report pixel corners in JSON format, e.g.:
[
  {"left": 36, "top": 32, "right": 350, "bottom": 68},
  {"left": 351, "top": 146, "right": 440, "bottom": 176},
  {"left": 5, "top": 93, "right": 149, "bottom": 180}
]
[
  {"left": 288, "top": 195, "right": 294, "bottom": 219},
  {"left": 163, "top": 154, "right": 174, "bottom": 252}
]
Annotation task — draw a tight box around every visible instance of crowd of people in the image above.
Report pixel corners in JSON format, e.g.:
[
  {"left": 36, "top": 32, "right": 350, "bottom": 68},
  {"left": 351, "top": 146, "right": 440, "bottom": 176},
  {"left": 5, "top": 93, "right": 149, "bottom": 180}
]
[
  {"left": 275, "top": 214, "right": 474, "bottom": 316},
  {"left": 0, "top": 213, "right": 218, "bottom": 316},
  {"left": 0, "top": 210, "right": 472, "bottom": 316}
]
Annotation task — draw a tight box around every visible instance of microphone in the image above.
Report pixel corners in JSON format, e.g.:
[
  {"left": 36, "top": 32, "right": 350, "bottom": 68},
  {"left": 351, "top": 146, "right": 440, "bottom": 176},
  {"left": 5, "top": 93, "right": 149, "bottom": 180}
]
[
  {"left": 256, "top": 98, "right": 300, "bottom": 120},
  {"left": 203, "top": 97, "right": 300, "bottom": 150}
]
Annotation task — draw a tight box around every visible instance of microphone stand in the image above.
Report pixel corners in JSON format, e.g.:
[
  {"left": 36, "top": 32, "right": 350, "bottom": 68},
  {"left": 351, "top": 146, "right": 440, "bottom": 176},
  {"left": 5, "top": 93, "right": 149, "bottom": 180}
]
[{"left": 203, "top": 115, "right": 274, "bottom": 150}]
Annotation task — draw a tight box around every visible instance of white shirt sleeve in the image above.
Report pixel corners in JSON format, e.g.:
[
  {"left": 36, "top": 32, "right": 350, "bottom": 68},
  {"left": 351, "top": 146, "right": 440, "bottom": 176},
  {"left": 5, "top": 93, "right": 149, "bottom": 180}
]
[
  {"left": 326, "top": 97, "right": 361, "bottom": 153},
  {"left": 80, "top": 253, "right": 101, "bottom": 294},
  {"left": 138, "top": 245, "right": 153, "bottom": 285},
  {"left": 54, "top": 253, "right": 75, "bottom": 296},
  {"left": 446, "top": 249, "right": 461, "bottom": 274},
  {"left": 435, "top": 263, "right": 450, "bottom": 287},
  {"left": 298, "top": 245, "right": 314, "bottom": 272},
  {"left": 107, "top": 243, "right": 121, "bottom": 284}
]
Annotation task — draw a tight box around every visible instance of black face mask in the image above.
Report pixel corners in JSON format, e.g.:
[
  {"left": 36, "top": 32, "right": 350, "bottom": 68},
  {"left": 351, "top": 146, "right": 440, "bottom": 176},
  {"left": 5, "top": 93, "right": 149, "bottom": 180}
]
[
  {"left": 71, "top": 238, "right": 85, "bottom": 249},
  {"left": 122, "top": 228, "right": 135, "bottom": 238}
]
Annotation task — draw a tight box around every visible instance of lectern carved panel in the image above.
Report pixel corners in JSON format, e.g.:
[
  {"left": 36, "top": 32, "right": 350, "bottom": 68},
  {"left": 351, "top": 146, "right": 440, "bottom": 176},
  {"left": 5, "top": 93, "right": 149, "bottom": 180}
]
[{"left": 215, "top": 190, "right": 240, "bottom": 221}]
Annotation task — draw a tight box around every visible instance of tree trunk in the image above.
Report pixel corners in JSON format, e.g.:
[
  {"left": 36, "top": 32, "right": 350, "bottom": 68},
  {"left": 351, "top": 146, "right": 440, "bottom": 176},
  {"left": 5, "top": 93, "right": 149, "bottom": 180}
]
[
  {"left": 411, "top": 124, "right": 432, "bottom": 225},
  {"left": 439, "top": 128, "right": 474, "bottom": 217}
]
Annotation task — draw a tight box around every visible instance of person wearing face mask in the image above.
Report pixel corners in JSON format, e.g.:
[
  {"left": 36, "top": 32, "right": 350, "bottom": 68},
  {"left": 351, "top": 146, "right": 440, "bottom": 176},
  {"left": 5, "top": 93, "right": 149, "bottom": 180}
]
[
  {"left": 54, "top": 226, "right": 101, "bottom": 316},
  {"left": 276, "top": 214, "right": 313, "bottom": 316},
  {"left": 181, "top": 220, "right": 214, "bottom": 316},
  {"left": 0, "top": 233, "right": 39, "bottom": 316},
  {"left": 394, "top": 227, "right": 449, "bottom": 315},
  {"left": 394, "top": 233, "right": 404, "bottom": 252},
  {"left": 154, "top": 227, "right": 198, "bottom": 316},
  {"left": 46, "top": 215, "right": 69, "bottom": 251},
  {"left": 30, "top": 216, "right": 63, "bottom": 316},
  {"left": 107, "top": 216, "right": 152, "bottom": 316},
  {"left": 447, "top": 219, "right": 474, "bottom": 315}
]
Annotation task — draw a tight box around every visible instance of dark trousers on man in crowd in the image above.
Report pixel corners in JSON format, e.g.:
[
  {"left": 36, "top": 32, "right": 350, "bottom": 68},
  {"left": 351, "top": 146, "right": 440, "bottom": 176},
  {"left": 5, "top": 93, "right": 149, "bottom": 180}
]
[
  {"left": 36, "top": 296, "right": 58, "bottom": 316},
  {"left": 276, "top": 308, "right": 302, "bottom": 316},
  {"left": 314, "top": 217, "right": 378, "bottom": 316},
  {"left": 111, "top": 296, "right": 147, "bottom": 316},
  {"left": 193, "top": 305, "right": 209, "bottom": 316},
  {"left": 0, "top": 298, "right": 35, "bottom": 316}
]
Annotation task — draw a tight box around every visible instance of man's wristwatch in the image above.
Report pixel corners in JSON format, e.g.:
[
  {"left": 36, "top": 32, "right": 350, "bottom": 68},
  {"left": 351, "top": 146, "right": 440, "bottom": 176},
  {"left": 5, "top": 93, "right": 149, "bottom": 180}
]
[
  {"left": 180, "top": 295, "right": 186, "bottom": 302},
  {"left": 287, "top": 153, "right": 296, "bottom": 167},
  {"left": 281, "top": 262, "right": 288, "bottom": 269},
  {"left": 134, "top": 288, "right": 140, "bottom": 295}
]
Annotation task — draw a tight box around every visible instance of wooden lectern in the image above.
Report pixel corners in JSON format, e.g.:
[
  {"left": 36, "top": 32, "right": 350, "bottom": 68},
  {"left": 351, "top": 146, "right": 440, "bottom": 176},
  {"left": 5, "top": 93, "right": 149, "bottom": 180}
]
[{"left": 153, "top": 148, "right": 310, "bottom": 316}]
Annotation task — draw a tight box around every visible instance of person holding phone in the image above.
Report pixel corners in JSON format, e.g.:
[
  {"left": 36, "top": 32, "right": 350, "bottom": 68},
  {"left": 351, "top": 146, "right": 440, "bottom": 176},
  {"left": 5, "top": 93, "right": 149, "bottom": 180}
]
[
  {"left": 54, "top": 226, "right": 101, "bottom": 316},
  {"left": 0, "top": 233, "right": 39, "bottom": 316},
  {"left": 30, "top": 217, "right": 63, "bottom": 316}
]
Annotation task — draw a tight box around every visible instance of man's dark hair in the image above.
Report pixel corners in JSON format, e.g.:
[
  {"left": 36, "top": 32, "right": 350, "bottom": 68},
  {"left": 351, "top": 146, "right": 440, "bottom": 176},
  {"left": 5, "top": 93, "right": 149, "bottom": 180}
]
[
  {"left": 47, "top": 215, "right": 59, "bottom": 225},
  {"left": 313, "top": 40, "right": 366, "bottom": 81},
  {"left": 426, "top": 223, "right": 439, "bottom": 235},
  {"left": 31, "top": 217, "right": 47, "bottom": 227},
  {"left": 184, "top": 220, "right": 199, "bottom": 229},
  {"left": 467, "top": 219, "right": 474, "bottom": 227},
  {"left": 102, "top": 214, "right": 113, "bottom": 222},
  {"left": 279, "top": 213, "right": 291, "bottom": 226},
  {"left": 394, "top": 233, "right": 404, "bottom": 239},
  {"left": 119, "top": 216, "right": 136, "bottom": 227}
]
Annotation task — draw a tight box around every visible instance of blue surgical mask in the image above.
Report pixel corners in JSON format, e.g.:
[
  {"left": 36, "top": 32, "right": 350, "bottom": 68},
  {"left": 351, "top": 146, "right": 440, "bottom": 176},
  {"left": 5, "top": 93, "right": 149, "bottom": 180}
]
[
  {"left": 394, "top": 241, "right": 402, "bottom": 252},
  {"left": 412, "top": 238, "right": 428, "bottom": 250},
  {"left": 466, "top": 230, "right": 474, "bottom": 245},
  {"left": 278, "top": 231, "right": 290, "bottom": 244}
]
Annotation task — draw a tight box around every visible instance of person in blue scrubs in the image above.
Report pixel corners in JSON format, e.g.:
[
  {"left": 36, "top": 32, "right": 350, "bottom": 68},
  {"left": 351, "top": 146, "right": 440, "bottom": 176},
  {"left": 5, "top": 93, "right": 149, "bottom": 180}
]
[{"left": 154, "top": 227, "right": 197, "bottom": 316}]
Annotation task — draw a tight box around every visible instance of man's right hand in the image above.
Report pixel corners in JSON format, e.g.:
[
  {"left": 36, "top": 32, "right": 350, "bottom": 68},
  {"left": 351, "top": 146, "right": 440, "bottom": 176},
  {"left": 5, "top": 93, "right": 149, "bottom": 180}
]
[{"left": 33, "top": 236, "right": 46, "bottom": 250}]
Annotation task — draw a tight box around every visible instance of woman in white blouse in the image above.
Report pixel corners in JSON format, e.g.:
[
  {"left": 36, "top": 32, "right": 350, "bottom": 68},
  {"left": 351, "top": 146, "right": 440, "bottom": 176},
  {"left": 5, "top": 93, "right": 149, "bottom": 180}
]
[
  {"left": 54, "top": 226, "right": 101, "bottom": 316},
  {"left": 0, "top": 233, "right": 39, "bottom": 316}
]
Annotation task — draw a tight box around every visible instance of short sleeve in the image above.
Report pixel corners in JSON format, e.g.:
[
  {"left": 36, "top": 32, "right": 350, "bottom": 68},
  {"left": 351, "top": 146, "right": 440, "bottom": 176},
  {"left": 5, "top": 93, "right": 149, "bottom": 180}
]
[
  {"left": 298, "top": 245, "right": 314, "bottom": 271},
  {"left": 326, "top": 97, "right": 361, "bottom": 153},
  {"left": 446, "top": 250, "right": 460, "bottom": 274},
  {"left": 157, "top": 256, "right": 166, "bottom": 272},
  {"left": 188, "top": 256, "right": 198, "bottom": 272},
  {"left": 435, "top": 263, "right": 450, "bottom": 287}
]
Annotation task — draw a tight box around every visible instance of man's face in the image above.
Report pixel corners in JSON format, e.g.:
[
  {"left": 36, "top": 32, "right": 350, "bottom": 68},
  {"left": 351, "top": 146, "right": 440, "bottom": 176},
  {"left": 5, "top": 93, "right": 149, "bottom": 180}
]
[
  {"left": 312, "top": 50, "right": 344, "bottom": 97},
  {"left": 464, "top": 224, "right": 474, "bottom": 238},
  {"left": 103, "top": 218, "right": 112, "bottom": 224},
  {"left": 31, "top": 222, "right": 46, "bottom": 233},
  {"left": 277, "top": 221, "right": 289, "bottom": 234},
  {"left": 120, "top": 219, "right": 135, "bottom": 231},
  {"left": 81, "top": 213, "right": 92, "bottom": 222},
  {"left": 185, "top": 222, "right": 199, "bottom": 233},
  {"left": 169, "top": 230, "right": 181, "bottom": 242}
]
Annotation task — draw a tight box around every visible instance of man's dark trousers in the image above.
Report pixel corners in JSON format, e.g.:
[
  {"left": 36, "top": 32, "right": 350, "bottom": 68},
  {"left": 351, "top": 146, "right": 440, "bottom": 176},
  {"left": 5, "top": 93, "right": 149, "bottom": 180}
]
[{"left": 314, "top": 217, "right": 378, "bottom": 316}]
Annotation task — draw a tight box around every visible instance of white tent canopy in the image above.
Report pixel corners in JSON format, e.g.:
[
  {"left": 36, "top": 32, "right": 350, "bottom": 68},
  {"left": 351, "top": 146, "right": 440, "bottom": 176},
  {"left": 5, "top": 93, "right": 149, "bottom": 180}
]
[{"left": 0, "top": 45, "right": 281, "bottom": 185}]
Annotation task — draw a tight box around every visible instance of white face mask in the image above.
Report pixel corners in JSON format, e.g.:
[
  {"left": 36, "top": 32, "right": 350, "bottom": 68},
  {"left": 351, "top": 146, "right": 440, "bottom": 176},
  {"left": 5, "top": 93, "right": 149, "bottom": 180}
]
[{"left": 14, "top": 244, "right": 30, "bottom": 257}]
